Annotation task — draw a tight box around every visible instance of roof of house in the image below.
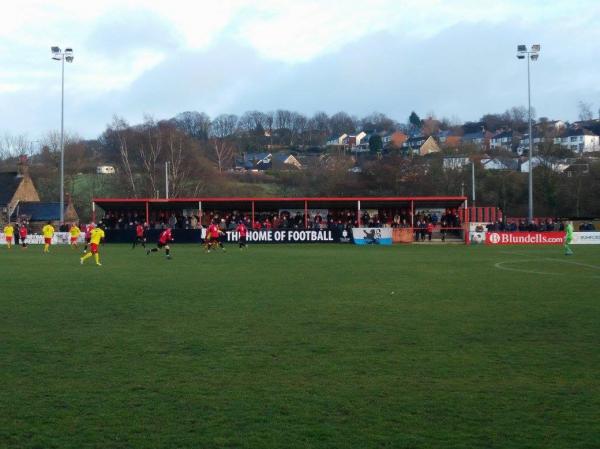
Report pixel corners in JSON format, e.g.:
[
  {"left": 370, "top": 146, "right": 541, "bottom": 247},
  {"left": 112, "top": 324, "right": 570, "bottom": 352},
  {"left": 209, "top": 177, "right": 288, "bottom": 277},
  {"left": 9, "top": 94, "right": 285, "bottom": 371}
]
[
  {"left": 482, "top": 158, "right": 519, "bottom": 170},
  {"left": 564, "top": 128, "right": 598, "bottom": 137},
  {"left": 404, "top": 136, "right": 427, "bottom": 145},
  {"left": 10, "top": 202, "right": 67, "bottom": 221},
  {"left": 245, "top": 152, "right": 271, "bottom": 162},
  {"left": 462, "top": 131, "right": 485, "bottom": 141},
  {"left": 0, "top": 172, "right": 22, "bottom": 206},
  {"left": 491, "top": 131, "right": 513, "bottom": 140}
]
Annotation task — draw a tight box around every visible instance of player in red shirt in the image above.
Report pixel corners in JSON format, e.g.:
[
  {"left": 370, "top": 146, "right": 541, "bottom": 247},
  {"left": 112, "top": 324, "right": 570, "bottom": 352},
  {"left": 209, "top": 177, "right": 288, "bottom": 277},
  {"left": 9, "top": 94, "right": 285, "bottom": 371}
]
[
  {"left": 19, "top": 223, "right": 28, "bottom": 249},
  {"left": 147, "top": 228, "right": 173, "bottom": 259},
  {"left": 205, "top": 220, "right": 225, "bottom": 253},
  {"left": 235, "top": 221, "right": 248, "bottom": 249},
  {"left": 132, "top": 222, "right": 147, "bottom": 249},
  {"left": 82, "top": 222, "right": 96, "bottom": 253}
]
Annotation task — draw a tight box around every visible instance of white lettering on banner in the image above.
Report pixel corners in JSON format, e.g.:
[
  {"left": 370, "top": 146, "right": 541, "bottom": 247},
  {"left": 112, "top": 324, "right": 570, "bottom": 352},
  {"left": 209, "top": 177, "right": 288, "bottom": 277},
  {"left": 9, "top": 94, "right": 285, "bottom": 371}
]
[
  {"left": 224, "top": 229, "right": 334, "bottom": 243},
  {"left": 486, "top": 232, "right": 564, "bottom": 245},
  {"left": 572, "top": 232, "right": 600, "bottom": 245}
]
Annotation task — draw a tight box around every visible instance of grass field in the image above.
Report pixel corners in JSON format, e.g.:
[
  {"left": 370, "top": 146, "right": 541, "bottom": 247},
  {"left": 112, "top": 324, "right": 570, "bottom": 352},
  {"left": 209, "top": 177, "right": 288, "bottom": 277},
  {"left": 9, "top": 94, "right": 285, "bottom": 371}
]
[{"left": 1, "top": 243, "right": 599, "bottom": 449}]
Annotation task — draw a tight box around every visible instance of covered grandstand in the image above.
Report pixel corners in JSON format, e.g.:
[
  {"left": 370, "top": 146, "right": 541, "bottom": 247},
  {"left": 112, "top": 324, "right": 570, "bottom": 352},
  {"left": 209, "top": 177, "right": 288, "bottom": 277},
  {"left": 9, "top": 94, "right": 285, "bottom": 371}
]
[{"left": 91, "top": 196, "right": 501, "bottom": 244}]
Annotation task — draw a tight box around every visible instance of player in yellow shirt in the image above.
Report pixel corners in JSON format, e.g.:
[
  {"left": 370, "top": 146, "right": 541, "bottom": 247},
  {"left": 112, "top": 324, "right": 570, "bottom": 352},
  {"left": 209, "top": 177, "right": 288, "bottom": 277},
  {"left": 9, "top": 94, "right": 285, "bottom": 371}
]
[
  {"left": 69, "top": 223, "right": 81, "bottom": 248},
  {"left": 3, "top": 223, "right": 14, "bottom": 249},
  {"left": 42, "top": 221, "right": 55, "bottom": 253},
  {"left": 80, "top": 226, "right": 105, "bottom": 266}
]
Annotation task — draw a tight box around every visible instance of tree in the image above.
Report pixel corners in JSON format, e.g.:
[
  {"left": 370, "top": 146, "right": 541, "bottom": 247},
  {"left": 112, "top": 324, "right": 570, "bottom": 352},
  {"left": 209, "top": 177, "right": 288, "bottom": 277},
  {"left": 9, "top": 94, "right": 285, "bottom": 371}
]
[
  {"left": 211, "top": 114, "right": 238, "bottom": 139},
  {"left": 290, "top": 112, "right": 308, "bottom": 146},
  {"left": 408, "top": 111, "right": 422, "bottom": 130},
  {"left": 307, "top": 111, "right": 330, "bottom": 145},
  {"left": 361, "top": 112, "right": 395, "bottom": 132},
  {"left": 0, "top": 133, "right": 36, "bottom": 160},
  {"left": 577, "top": 101, "right": 593, "bottom": 122},
  {"left": 173, "top": 111, "right": 211, "bottom": 140},
  {"left": 329, "top": 111, "right": 355, "bottom": 136},
  {"left": 210, "top": 114, "right": 238, "bottom": 172},
  {"left": 368, "top": 134, "right": 383, "bottom": 153}
]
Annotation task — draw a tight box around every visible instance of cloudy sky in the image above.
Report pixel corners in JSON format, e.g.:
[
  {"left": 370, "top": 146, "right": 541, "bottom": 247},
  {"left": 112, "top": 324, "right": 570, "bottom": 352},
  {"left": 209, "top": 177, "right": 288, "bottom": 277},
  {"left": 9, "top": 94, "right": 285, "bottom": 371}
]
[{"left": 1, "top": 0, "right": 599, "bottom": 139}]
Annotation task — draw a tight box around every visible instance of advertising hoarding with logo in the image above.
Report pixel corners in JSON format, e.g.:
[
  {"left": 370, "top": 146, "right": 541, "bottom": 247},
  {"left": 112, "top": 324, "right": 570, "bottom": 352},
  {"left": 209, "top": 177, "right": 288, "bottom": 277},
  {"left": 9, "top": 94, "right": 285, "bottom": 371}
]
[
  {"left": 351, "top": 228, "right": 393, "bottom": 245},
  {"left": 0, "top": 232, "right": 85, "bottom": 245},
  {"left": 485, "top": 232, "right": 564, "bottom": 245},
  {"left": 572, "top": 232, "right": 600, "bottom": 244}
]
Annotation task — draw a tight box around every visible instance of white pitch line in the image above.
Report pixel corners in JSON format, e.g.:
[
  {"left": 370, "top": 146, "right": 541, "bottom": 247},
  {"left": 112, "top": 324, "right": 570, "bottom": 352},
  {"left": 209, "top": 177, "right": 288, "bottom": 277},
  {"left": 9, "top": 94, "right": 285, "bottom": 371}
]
[
  {"left": 494, "top": 260, "right": 562, "bottom": 276},
  {"left": 499, "top": 250, "right": 600, "bottom": 271},
  {"left": 544, "top": 258, "right": 600, "bottom": 271},
  {"left": 494, "top": 255, "right": 600, "bottom": 279}
]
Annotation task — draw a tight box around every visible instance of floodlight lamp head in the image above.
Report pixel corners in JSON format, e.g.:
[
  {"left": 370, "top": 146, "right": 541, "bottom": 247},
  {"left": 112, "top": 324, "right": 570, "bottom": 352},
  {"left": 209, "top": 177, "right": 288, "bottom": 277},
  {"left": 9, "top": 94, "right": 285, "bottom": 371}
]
[
  {"left": 517, "top": 44, "right": 527, "bottom": 52},
  {"left": 65, "top": 55, "right": 74, "bottom": 63},
  {"left": 531, "top": 44, "right": 541, "bottom": 52},
  {"left": 530, "top": 54, "right": 539, "bottom": 61},
  {"left": 51, "top": 46, "right": 61, "bottom": 54},
  {"left": 517, "top": 54, "right": 525, "bottom": 59},
  {"left": 52, "top": 55, "right": 62, "bottom": 61}
]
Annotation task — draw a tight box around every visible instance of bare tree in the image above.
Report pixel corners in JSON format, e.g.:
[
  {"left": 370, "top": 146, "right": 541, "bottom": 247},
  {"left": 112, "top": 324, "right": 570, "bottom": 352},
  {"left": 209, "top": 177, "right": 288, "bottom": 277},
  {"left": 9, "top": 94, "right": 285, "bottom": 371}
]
[
  {"left": 173, "top": 111, "right": 211, "bottom": 140},
  {"left": 165, "top": 127, "right": 194, "bottom": 197},
  {"left": 210, "top": 114, "right": 238, "bottom": 172},
  {"left": 577, "top": 101, "right": 593, "bottom": 122},
  {"left": 137, "top": 116, "right": 163, "bottom": 197},
  {"left": 0, "top": 133, "right": 37, "bottom": 160},
  {"left": 211, "top": 114, "right": 238, "bottom": 139},
  {"left": 329, "top": 111, "right": 356, "bottom": 136},
  {"left": 111, "top": 116, "right": 138, "bottom": 196}
]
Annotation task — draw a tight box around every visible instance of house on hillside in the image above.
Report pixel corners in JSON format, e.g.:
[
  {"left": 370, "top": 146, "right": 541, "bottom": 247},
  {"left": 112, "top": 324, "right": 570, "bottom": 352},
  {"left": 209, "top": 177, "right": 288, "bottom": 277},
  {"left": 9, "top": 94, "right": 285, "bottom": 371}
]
[
  {"left": 383, "top": 131, "right": 408, "bottom": 149},
  {"left": 462, "top": 130, "right": 493, "bottom": 150},
  {"left": 326, "top": 134, "right": 348, "bottom": 146},
  {"left": 520, "top": 156, "right": 567, "bottom": 173},
  {"left": 554, "top": 129, "right": 600, "bottom": 153},
  {"left": 481, "top": 157, "right": 519, "bottom": 171},
  {"left": 242, "top": 152, "right": 302, "bottom": 171},
  {"left": 0, "top": 156, "right": 40, "bottom": 222},
  {"left": 490, "top": 131, "right": 520, "bottom": 151},
  {"left": 442, "top": 156, "right": 470, "bottom": 170},
  {"left": 517, "top": 132, "right": 546, "bottom": 155},
  {"left": 403, "top": 136, "right": 441, "bottom": 156}
]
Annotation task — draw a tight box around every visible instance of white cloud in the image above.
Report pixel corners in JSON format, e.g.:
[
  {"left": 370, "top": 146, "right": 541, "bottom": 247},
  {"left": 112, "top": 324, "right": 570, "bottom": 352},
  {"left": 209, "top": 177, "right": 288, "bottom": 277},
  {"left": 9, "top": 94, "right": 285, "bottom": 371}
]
[{"left": 0, "top": 0, "right": 599, "bottom": 136}]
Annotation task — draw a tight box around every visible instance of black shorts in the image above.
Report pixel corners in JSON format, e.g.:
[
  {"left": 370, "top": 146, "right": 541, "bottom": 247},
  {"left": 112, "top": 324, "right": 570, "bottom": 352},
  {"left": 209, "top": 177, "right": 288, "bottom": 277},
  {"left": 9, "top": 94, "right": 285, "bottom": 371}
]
[{"left": 240, "top": 236, "right": 247, "bottom": 243}]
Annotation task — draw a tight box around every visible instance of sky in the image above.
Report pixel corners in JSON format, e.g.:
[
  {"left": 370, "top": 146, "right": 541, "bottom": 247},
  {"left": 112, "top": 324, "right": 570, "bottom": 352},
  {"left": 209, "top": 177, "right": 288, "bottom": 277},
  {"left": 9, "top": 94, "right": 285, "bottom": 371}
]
[{"left": 1, "top": 0, "right": 599, "bottom": 140}]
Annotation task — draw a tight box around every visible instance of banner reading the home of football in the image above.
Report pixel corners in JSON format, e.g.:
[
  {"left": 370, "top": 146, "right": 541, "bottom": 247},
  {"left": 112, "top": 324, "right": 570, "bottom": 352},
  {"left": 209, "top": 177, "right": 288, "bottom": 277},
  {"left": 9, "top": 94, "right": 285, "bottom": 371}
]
[
  {"left": 351, "top": 228, "right": 393, "bottom": 245},
  {"left": 224, "top": 228, "right": 352, "bottom": 243},
  {"left": 0, "top": 232, "right": 85, "bottom": 245}
]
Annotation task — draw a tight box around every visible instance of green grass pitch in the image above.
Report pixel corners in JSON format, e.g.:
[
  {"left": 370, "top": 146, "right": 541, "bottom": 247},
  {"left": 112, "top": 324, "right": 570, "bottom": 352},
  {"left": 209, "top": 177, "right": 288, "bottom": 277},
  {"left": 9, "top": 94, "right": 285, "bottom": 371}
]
[{"left": 1, "top": 243, "right": 599, "bottom": 449}]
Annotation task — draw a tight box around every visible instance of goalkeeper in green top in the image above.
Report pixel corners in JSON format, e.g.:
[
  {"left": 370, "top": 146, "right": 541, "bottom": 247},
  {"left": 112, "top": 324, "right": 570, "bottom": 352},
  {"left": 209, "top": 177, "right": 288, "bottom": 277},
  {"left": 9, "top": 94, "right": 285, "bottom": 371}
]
[{"left": 564, "top": 220, "right": 574, "bottom": 255}]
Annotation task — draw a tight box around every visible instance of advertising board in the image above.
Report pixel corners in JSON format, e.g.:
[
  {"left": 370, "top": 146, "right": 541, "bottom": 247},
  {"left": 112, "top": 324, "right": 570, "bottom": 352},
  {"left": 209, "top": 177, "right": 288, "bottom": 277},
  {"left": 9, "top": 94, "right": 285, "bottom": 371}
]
[
  {"left": 352, "top": 228, "right": 393, "bottom": 245},
  {"left": 485, "top": 232, "right": 564, "bottom": 245}
]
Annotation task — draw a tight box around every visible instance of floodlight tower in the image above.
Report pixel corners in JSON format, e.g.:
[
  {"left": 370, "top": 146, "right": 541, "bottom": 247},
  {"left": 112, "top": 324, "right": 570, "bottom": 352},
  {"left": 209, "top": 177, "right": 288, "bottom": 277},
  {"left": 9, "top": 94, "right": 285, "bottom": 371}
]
[
  {"left": 51, "top": 46, "right": 74, "bottom": 225},
  {"left": 516, "top": 44, "right": 540, "bottom": 224}
]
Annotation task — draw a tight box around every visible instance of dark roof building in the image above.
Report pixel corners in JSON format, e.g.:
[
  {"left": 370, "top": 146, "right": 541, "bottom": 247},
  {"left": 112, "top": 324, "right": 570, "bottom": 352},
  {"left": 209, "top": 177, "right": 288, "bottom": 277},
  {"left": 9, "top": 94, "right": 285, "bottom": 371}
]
[
  {"left": 11, "top": 201, "right": 78, "bottom": 223},
  {"left": 0, "top": 157, "right": 40, "bottom": 221}
]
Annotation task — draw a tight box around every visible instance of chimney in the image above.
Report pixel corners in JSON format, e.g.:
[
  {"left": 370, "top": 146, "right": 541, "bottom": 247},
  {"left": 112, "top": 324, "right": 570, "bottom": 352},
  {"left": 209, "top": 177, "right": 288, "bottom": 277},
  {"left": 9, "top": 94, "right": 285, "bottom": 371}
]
[{"left": 17, "top": 155, "right": 29, "bottom": 177}]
